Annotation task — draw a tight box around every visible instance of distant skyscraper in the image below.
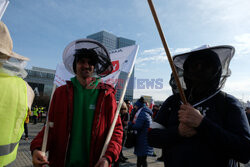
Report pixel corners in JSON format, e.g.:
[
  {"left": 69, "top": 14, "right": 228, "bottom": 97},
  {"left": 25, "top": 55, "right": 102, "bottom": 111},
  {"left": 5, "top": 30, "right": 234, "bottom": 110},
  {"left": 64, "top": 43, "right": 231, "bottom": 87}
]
[
  {"left": 87, "top": 31, "right": 117, "bottom": 51},
  {"left": 87, "top": 31, "right": 136, "bottom": 101},
  {"left": 117, "top": 37, "right": 136, "bottom": 48}
]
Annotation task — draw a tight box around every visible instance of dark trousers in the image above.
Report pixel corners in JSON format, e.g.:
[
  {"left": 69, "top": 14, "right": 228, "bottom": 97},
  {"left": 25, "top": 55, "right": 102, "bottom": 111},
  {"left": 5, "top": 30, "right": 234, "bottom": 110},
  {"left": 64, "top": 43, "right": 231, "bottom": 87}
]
[
  {"left": 113, "top": 131, "right": 127, "bottom": 167},
  {"left": 38, "top": 113, "right": 43, "bottom": 122},
  {"left": 24, "top": 123, "right": 28, "bottom": 138},
  {"left": 113, "top": 158, "right": 120, "bottom": 167},
  {"left": 137, "top": 156, "right": 147, "bottom": 167},
  {"left": 33, "top": 115, "right": 37, "bottom": 124}
]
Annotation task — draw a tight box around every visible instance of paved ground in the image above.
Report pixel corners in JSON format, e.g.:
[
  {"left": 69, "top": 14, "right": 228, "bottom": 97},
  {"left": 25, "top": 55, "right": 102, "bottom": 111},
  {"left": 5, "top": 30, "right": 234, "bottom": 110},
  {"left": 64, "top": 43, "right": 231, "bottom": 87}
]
[
  {"left": 13, "top": 123, "right": 164, "bottom": 167},
  {"left": 13, "top": 122, "right": 249, "bottom": 167}
]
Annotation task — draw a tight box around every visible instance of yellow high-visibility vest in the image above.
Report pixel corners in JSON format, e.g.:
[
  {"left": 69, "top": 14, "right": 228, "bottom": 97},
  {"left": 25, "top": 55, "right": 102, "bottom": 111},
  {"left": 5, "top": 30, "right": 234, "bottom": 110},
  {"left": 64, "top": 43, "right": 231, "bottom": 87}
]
[
  {"left": 0, "top": 72, "right": 27, "bottom": 166},
  {"left": 33, "top": 107, "right": 38, "bottom": 117}
]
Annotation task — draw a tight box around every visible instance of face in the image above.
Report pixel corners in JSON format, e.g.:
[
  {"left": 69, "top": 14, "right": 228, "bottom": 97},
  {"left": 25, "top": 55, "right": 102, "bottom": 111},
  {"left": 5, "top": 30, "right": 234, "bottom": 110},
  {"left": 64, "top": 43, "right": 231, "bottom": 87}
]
[
  {"left": 76, "top": 57, "right": 95, "bottom": 80},
  {"left": 183, "top": 52, "right": 222, "bottom": 102},
  {"left": 183, "top": 51, "right": 221, "bottom": 88},
  {"left": 120, "top": 103, "right": 128, "bottom": 114},
  {"left": 126, "top": 101, "right": 131, "bottom": 107},
  {"left": 153, "top": 105, "right": 159, "bottom": 111},
  {"left": 184, "top": 59, "right": 215, "bottom": 85}
]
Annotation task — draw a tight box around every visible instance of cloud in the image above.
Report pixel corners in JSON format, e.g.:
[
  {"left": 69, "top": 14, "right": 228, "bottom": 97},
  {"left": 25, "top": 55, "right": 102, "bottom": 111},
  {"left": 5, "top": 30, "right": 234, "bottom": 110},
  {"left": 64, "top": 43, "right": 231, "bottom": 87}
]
[
  {"left": 135, "top": 48, "right": 166, "bottom": 64},
  {"left": 134, "top": 87, "right": 172, "bottom": 101},
  {"left": 136, "top": 47, "right": 191, "bottom": 65},
  {"left": 142, "top": 48, "right": 164, "bottom": 55},
  {"left": 225, "top": 78, "right": 250, "bottom": 92},
  {"left": 136, "top": 54, "right": 167, "bottom": 64},
  {"left": 135, "top": 66, "right": 149, "bottom": 72},
  {"left": 232, "top": 33, "right": 250, "bottom": 59},
  {"left": 223, "top": 78, "right": 250, "bottom": 102},
  {"left": 189, "top": 0, "right": 250, "bottom": 27},
  {"left": 173, "top": 48, "right": 191, "bottom": 54}
]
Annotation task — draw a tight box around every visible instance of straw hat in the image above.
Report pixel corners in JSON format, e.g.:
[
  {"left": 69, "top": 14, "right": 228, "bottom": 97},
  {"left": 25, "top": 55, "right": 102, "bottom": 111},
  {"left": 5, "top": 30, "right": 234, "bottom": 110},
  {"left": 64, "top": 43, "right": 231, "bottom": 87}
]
[
  {"left": 63, "top": 38, "right": 113, "bottom": 77},
  {"left": 0, "top": 21, "right": 29, "bottom": 61}
]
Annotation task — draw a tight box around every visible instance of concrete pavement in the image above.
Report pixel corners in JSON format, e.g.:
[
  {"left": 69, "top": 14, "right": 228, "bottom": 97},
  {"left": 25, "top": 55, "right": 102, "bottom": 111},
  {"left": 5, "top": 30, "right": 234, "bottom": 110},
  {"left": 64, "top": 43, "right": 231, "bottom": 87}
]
[
  {"left": 13, "top": 123, "right": 164, "bottom": 167},
  {"left": 13, "top": 122, "right": 249, "bottom": 167}
]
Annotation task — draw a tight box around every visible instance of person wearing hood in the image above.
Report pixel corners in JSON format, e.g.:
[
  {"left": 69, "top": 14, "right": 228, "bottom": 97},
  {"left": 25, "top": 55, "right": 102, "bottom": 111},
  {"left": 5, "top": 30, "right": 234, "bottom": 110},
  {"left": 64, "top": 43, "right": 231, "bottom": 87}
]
[
  {"left": 0, "top": 21, "right": 34, "bottom": 166},
  {"left": 148, "top": 45, "right": 250, "bottom": 167},
  {"left": 30, "top": 39, "right": 123, "bottom": 167},
  {"left": 128, "top": 97, "right": 154, "bottom": 167}
]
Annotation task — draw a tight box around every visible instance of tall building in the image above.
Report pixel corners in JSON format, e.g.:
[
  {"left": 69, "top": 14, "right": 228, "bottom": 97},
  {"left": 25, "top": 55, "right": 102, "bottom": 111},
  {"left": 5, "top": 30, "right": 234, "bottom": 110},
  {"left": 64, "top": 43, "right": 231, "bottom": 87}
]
[
  {"left": 25, "top": 67, "right": 55, "bottom": 97},
  {"left": 87, "top": 31, "right": 117, "bottom": 51},
  {"left": 117, "top": 37, "right": 136, "bottom": 48},
  {"left": 87, "top": 31, "right": 136, "bottom": 101}
]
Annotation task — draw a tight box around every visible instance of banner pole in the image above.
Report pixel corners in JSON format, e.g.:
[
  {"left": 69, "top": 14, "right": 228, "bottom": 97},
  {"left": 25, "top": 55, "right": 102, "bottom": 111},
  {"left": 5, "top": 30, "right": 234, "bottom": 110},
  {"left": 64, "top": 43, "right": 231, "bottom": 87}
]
[
  {"left": 99, "top": 46, "right": 139, "bottom": 159},
  {"left": 41, "top": 83, "right": 57, "bottom": 156},
  {"left": 0, "top": 0, "right": 9, "bottom": 20},
  {"left": 147, "top": 0, "right": 187, "bottom": 104}
]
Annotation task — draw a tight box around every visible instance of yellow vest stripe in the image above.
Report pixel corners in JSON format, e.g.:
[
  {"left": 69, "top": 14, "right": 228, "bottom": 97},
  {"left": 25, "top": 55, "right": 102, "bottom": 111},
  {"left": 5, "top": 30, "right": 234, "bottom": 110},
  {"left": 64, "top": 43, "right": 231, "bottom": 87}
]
[
  {"left": 4, "top": 158, "right": 15, "bottom": 167},
  {"left": 0, "top": 142, "right": 18, "bottom": 156}
]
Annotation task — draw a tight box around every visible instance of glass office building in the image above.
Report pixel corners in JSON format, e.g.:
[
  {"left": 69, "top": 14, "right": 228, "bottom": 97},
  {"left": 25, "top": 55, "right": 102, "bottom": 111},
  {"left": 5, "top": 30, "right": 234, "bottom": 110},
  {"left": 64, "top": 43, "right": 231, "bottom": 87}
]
[
  {"left": 24, "top": 67, "right": 55, "bottom": 97},
  {"left": 87, "top": 31, "right": 136, "bottom": 101},
  {"left": 87, "top": 31, "right": 117, "bottom": 51}
]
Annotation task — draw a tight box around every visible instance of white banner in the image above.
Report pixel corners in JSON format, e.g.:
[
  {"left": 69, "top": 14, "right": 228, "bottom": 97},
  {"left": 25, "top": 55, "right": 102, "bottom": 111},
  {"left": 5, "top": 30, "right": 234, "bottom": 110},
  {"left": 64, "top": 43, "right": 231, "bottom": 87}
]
[
  {"left": 0, "top": 0, "right": 9, "bottom": 20},
  {"left": 54, "top": 63, "right": 74, "bottom": 87},
  {"left": 54, "top": 45, "right": 139, "bottom": 87}
]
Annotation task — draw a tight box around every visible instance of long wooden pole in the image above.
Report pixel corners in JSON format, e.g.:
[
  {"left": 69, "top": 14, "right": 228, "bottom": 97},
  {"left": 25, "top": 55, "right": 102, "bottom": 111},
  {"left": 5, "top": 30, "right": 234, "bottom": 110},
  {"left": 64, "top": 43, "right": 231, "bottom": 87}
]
[
  {"left": 0, "top": 0, "right": 9, "bottom": 20},
  {"left": 147, "top": 0, "right": 187, "bottom": 104},
  {"left": 100, "top": 46, "right": 139, "bottom": 159},
  {"left": 41, "top": 83, "right": 57, "bottom": 156}
]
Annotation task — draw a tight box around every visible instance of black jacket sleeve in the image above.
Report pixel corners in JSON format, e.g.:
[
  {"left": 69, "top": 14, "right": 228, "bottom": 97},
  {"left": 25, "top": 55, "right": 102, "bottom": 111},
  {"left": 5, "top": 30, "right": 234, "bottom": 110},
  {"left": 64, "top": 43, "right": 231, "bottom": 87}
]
[
  {"left": 148, "top": 95, "right": 182, "bottom": 149},
  {"left": 196, "top": 94, "right": 250, "bottom": 163}
]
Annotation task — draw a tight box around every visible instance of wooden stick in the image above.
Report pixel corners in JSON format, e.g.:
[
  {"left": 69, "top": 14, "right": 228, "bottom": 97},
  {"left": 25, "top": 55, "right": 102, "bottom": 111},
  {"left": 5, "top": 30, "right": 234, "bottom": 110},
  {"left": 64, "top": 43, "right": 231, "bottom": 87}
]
[
  {"left": 100, "top": 46, "right": 139, "bottom": 159},
  {"left": 0, "top": 0, "right": 9, "bottom": 20},
  {"left": 147, "top": 0, "right": 187, "bottom": 104},
  {"left": 41, "top": 84, "right": 57, "bottom": 156}
]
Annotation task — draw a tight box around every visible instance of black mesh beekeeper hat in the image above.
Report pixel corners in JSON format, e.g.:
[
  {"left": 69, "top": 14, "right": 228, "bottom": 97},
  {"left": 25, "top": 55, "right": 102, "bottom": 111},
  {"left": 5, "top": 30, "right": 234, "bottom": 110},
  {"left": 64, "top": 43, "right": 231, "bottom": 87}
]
[
  {"left": 63, "top": 39, "right": 113, "bottom": 77},
  {"left": 170, "top": 45, "right": 235, "bottom": 103}
]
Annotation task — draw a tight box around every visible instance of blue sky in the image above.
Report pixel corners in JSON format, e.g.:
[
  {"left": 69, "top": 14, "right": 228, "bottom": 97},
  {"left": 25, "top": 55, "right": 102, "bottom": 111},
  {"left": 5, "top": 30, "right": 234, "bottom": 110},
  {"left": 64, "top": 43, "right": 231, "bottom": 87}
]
[{"left": 2, "top": 0, "right": 250, "bottom": 102}]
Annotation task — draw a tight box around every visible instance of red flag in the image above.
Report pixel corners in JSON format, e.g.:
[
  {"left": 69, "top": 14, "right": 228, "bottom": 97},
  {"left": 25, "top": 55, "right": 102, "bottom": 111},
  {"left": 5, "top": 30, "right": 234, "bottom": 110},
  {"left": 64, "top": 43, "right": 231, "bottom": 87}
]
[{"left": 150, "top": 99, "right": 154, "bottom": 109}]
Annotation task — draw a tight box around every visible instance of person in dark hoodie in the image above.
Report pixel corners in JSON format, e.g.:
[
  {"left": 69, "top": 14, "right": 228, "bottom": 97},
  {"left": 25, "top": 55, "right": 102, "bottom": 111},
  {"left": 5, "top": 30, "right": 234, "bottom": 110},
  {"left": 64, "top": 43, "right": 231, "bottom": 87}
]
[
  {"left": 148, "top": 45, "right": 250, "bottom": 167},
  {"left": 128, "top": 97, "right": 154, "bottom": 167}
]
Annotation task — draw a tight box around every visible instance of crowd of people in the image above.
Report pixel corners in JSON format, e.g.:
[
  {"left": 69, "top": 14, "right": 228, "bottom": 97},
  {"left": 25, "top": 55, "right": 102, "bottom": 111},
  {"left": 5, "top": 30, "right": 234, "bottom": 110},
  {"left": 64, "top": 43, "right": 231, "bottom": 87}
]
[
  {"left": 1, "top": 20, "right": 250, "bottom": 167},
  {"left": 30, "top": 106, "right": 46, "bottom": 124},
  {"left": 23, "top": 105, "right": 46, "bottom": 141}
]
